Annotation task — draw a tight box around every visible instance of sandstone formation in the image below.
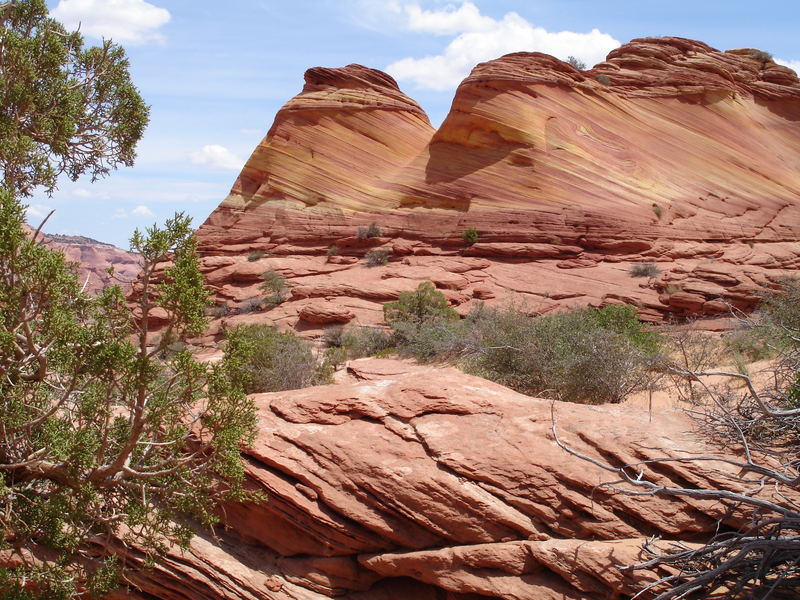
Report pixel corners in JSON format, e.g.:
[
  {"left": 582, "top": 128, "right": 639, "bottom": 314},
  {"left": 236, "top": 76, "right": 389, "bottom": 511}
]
[
  {"left": 111, "top": 359, "right": 782, "bottom": 599},
  {"left": 43, "top": 233, "right": 140, "bottom": 294},
  {"left": 193, "top": 37, "right": 800, "bottom": 339}
]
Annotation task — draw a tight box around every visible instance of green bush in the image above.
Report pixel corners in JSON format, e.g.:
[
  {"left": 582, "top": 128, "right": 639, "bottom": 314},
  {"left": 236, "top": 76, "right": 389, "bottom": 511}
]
[
  {"left": 260, "top": 268, "right": 287, "bottom": 306},
  {"left": 341, "top": 326, "right": 393, "bottom": 358},
  {"left": 462, "top": 226, "right": 479, "bottom": 245},
  {"left": 462, "top": 304, "right": 661, "bottom": 404},
  {"left": 385, "top": 282, "right": 458, "bottom": 335},
  {"left": 247, "top": 250, "right": 265, "bottom": 261},
  {"left": 365, "top": 248, "right": 390, "bottom": 267},
  {"left": 327, "top": 245, "right": 340, "bottom": 256},
  {"left": 225, "top": 324, "right": 328, "bottom": 393},
  {"left": 629, "top": 262, "right": 661, "bottom": 278}
]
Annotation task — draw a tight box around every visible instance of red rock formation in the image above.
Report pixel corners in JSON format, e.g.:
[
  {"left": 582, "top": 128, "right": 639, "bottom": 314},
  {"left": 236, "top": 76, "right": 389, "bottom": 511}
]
[
  {"left": 42, "top": 234, "right": 140, "bottom": 294},
  {"left": 111, "top": 358, "right": 791, "bottom": 599},
  {"left": 193, "top": 38, "right": 800, "bottom": 336}
]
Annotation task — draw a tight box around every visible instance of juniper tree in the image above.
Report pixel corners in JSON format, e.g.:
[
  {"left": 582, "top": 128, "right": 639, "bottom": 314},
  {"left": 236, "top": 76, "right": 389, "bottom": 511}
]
[
  {"left": 0, "top": 0, "right": 149, "bottom": 197},
  {"left": 0, "top": 194, "right": 258, "bottom": 599}
]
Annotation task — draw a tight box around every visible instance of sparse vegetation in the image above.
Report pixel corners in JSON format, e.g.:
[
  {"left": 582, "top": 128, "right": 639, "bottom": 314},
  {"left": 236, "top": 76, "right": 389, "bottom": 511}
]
[
  {"left": 225, "top": 324, "right": 331, "bottom": 393},
  {"left": 327, "top": 244, "right": 340, "bottom": 256},
  {"left": 751, "top": 49, "right": 774, "bottom": 64},
  {"left": 247, "top": 250, "right": 265, "bottom": 261},
  {"left": 356, "top": 221, "right": 382, "bottom": 239},
  {"left": 559, "top": 279, "right": 800, "bottom": 599},
  {"left": 236, "top": 296, "right": 263, "bottom": 314},
  {"left": 260, "top": 268, "right": 288, "bottom": 306},
  {"left": 566, "top": 55, "right": 586, "bottom": 70},
  {"left": 341, "top": 325, "right": 393, "bottom": 358},
  {"left": 462, "top": 226, "right": 479, "bottom": 245},
  {"left": 596, "top": 74, "right": 612, "bottom": 86},
  {"left": 365, "top": 248, "right": 390, "bottom": 267},
  {"left": 629, "top": 262, "right": 661, "bottom": 278},
  {"left": 652, "top": 203, "right": 663, "bottom": 218}
]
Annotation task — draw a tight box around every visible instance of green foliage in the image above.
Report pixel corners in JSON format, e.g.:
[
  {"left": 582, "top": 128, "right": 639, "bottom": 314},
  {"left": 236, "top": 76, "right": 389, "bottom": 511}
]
[
  {"left": 388, "top": 300, "right": 662, "bottom": 404},
  {"left": 247, "top": 250, "right": 265, "bottom": 261},
  {"left": 566, "top": 55, "right": 586, "bottom": 70},
  {"left": 224, "top": 324, "right": 329, "bottom": 393},
  {"left": 596, "top": 74, "right": 612, "bottom": 86},
  {"left": 0, "top": 191, "right": 257, "bottom": 599},
  {"left": 365, "top": 248, "right": 390, "bottom": 267},
  {"left": 326, "top": 245, "right": 340, "bottom": 257},
  {"left": 0, "top": 0, "right": 149, "bottom": 197},
  {"left": 259, "top": 268, "right": 287, "bottom": 307},
  {"left": 629, "top": 262, "right": 661, "bottom": 278},
  {"left": 340, "top": 326, "right": 393, "bottom": 359},
  {"left": 751, "top": 49, "right": 774, "bottom": 64},
  {"left": 462, "top": 226, "right": 479, "bottom": 245},
  {"left": 385, "top": 282, "right": 458, "bottom": 334},
  {"left": 652, "top": 203, "right": 663, "bottom": 218}
]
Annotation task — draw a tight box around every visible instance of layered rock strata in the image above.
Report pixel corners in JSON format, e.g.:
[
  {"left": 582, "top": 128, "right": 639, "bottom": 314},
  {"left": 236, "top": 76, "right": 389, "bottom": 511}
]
[
  {"left": 111, "top": 359, "right": 786, "bottom": 599},
  {"left": 194, "top": 37, "right": 800, "bottom": 336}
]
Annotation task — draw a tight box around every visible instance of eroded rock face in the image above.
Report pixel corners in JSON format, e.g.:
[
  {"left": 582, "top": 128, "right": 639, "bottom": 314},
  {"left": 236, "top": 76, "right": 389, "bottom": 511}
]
[
  {"left": 42, "top": 234, "right": 140, "bottom": 294},
  {"left": 193, "top": 38, "right": 800, "bottom": 336},
  {"left": 115, "top": 359, "right": 773, "bottom": 599}
]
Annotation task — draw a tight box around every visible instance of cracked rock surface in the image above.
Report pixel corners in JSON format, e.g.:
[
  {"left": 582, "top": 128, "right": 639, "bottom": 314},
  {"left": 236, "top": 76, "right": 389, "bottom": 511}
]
[{"left": 113, "top": 359, "right": 771, "bottom": 600}]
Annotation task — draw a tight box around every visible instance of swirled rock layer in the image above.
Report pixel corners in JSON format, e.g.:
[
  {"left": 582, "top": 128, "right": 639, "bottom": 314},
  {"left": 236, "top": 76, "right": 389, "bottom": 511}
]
[{"left": 193, "top": 38, "right": 800, "bottom": 337}]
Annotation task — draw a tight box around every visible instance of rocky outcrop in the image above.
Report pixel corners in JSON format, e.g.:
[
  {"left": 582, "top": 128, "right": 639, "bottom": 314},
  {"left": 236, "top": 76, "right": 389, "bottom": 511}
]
[
  {"left": 43, "top": 234, "right": 140, "bottom": 294},
  {"left": 193, "top": 37, "right": 800, "bottom": 337},
  {"left": 113, "top": 359, "right": 783, "bottom": 599}
]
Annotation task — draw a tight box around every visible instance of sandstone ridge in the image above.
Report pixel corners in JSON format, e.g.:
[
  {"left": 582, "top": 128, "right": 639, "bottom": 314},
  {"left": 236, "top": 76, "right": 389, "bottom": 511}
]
[
  {"left": 112, "top": 359, "right": 788, "bottom": 600},
  {"left": 194, "top": 37, "right": 800, "bottom": 334}
]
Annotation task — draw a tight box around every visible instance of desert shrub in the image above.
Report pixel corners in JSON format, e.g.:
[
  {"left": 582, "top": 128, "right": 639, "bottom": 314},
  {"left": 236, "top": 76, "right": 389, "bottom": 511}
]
[
  {"left": 629, "top": 262, "right": 661, "bottom": 278},
  {"left": 663, "top": 326, "right": 721, "bottom": 403},
  {"left": 247, "top": 250, "right": 265, "bottom": 261},
  {"left": 566, "top": 55, "right": 586, "bottom": 70},
  {"left": 323, "top": 325, "right": 346, "bottom": 347},
  {"left": 383, "top": 281, "right": 459, "bottom": 339},
  {"left": 323, "top": 346, "right": 348, "bottom": 371},
  {"left": 596, "top": 74, "right": 611, "bottom": 86},
  {"left": 462, "top": 226, "right": 479, "bottom": 245},
  {"left": 365, "top": 248, "right": 390, "bottom": 267},
  {"left": 327, "top": 245, "right": 340, "bottom": 256},
  {"left": 225, "top": 324, "right": 323, "bottom": 393},
  {"left": 751, "top": 49, "right": 773, "bottom": 64},
  {"left": 260, "top": 268, "right": 287, "bottom": 306},
  {"left": 341, "top": 326, "right": 393, "bottom": 358},
  {"left": 237, "top": 296, "right": 263, "bottom": 314},
  {"left": 209, "top": 304, "right": 229, "bottom": 318},
  {"left": 723, "top": 328, "right": 772, "bottom": 362},
  {"left": 652, "top": 203, "right": 663, "bottom": 218},
  {"left": 461, "top": 304, "right": 662, "bottom": 404},
  {"left": 356, "top": 221, "right": 381, "bottom": 239}
]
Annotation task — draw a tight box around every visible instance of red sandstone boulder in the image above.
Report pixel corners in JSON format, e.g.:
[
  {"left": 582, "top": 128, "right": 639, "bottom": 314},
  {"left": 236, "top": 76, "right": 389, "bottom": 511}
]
[{"left": 298, "top": 302, "right": 355, "bottom": 324}]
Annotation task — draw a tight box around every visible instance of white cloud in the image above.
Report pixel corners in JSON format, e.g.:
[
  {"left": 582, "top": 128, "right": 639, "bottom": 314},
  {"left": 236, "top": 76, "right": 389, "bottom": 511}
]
[
  {"left": 51, "top": 0, "right": 171, "bottom": 45},
  {"left": 72, "top": 187, "right": 111, "bottom": 200},
  {"left": 190, "top": 145, "right": 245, "bottom": 172},
  {"left": 26, "top": 204, "right": 52, "bottom": 222},
  {"left": 776, "top": 58, "right": 800, "bottom": 75},
  {"left": 404, "top": 2, "right": 494, "bottom": 35},
  {"left": 384, "top": 2, "right": 620, "bottom": 91},
  {"left": 131, "top": 205, "right": 154, "bottom": 217}
]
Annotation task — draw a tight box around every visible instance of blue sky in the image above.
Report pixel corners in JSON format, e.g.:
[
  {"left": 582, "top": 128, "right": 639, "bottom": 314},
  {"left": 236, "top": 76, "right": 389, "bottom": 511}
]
[{"left": 31, "top": 0, "right": 800, "bottom": 249}]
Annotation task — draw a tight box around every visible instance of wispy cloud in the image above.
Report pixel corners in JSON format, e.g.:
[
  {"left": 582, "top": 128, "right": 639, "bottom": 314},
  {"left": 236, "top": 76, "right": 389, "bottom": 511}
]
[
  {"left": 51, "top": 0, "right": 171, "bottom": 45},
  {"left": 776, "top": 58, "right": 800, "bottom": 75},
  {"left": 381, "top": 2, "right": 620, "bottom": 91},
  {"left": 190, "top": 145, "right": 245, "bottom": 172},
  {"left": 131, "top": 205, "right": 154, "bottom": 217},
  {"left": 25, "top": 204, "right": 52, "bottom": 222}
]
